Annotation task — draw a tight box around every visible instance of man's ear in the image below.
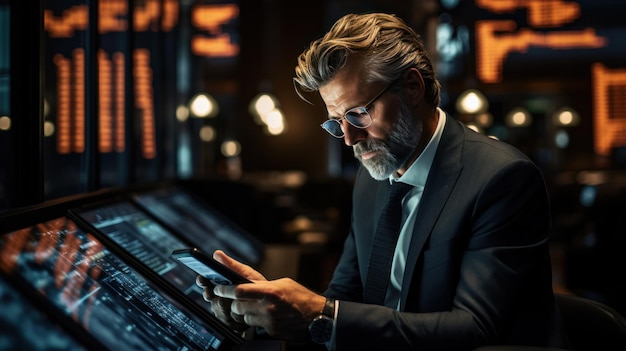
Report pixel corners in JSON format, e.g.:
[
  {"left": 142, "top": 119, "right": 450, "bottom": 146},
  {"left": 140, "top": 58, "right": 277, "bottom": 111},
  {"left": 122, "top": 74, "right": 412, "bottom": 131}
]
[{"left": 404, "top": 68, "right": 425, "bottom": 108}]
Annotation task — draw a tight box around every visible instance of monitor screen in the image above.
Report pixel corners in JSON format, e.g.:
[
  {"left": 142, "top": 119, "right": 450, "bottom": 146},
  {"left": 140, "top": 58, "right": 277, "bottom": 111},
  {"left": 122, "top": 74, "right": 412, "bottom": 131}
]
[
  {"left": 132, "top": 185, "right": 264, "bottom": 266},
  {"left": 0, "top": 217, "right": 227, "bottom": 351},
  {"left": 69, "top": 200, "right": 218, "bottom": 316},
  {"left": 0, "top": 274, "right": 88, "bottom": 351}
]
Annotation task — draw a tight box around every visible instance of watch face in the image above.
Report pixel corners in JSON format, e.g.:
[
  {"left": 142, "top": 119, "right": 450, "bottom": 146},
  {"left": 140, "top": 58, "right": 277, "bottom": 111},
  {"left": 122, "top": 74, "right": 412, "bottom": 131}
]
[{"left": 309, "top": 315, "right": 333, "bottom": 344}]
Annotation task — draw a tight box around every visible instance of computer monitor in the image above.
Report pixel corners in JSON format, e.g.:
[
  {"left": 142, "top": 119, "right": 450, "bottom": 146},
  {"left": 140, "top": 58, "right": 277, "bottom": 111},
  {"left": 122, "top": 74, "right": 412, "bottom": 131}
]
[
  {"left": 131, "top": 185, "right": 264, "bottom": 266},
  {"left": 68, "top": 196, "right": 260, "bottom": 336},
  {"left": 0, "top": 274, "right": 89, "bottom": 350},
  {"left": 0, "top": 216, "right": 233, "bottom": 350}
]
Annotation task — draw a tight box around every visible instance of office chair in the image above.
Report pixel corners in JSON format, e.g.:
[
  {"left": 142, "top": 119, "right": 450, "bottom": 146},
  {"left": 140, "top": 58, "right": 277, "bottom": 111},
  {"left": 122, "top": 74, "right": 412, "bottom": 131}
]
[{"left": 555, "top": 293, "right": 626, "bottom": 350}]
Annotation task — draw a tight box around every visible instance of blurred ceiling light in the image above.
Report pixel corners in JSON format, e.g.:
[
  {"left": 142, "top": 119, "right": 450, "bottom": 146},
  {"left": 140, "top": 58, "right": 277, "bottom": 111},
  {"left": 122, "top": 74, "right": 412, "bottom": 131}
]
[
  {"left": 176, "top": 104, "right": 190, "bottom": 122},
  {"left": 44, "top": 120, "right": 55, "bottom": 137},
  {"left": 199, "top": 125, "right": 216, "bottom": 142},
  {"left": 0, "top": 115, "right": 11, "bottom": 131},
  {"left": 456, "top": 89, "right": 489, "bottom": 114},
  {"left": 189, "top": 93, "right": 219, "bottom": 118},
  {"left": 249, "top": 92, "right": 287, "bottom": 135},
  {"left": 249, "top": 93, "right": 278, "bottom": 125},
  {"left": 265, "top": 109, "right": 286, "bottom": 135},
  {"left": 553, "top": 106, "right": 580, "bottom": 127},
  {"left": 505, "top": 107, "right": 532, "bottom": 127},
  {"left": 221, "top": 139, "right": 241, "bottom": 157}
]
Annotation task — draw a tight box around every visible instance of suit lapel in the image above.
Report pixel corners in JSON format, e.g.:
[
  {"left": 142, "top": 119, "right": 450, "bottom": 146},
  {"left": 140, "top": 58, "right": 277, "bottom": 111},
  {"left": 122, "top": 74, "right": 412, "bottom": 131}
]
[{"left": 399, "top": 116, "right": 464, "bottom": 310}]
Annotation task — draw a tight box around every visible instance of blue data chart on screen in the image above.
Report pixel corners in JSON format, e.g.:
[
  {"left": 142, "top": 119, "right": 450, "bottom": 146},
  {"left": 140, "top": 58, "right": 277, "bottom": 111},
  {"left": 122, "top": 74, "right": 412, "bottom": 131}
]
[
  {"left": 0, "top": 217, "right": 224, "bottom": 351},
  {"left": 71, "top": 200, "right": 212, "bottom": 312}
]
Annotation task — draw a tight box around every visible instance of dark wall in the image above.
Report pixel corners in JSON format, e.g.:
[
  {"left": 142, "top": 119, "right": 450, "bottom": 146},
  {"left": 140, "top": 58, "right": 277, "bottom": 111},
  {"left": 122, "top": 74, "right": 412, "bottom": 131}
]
[{"left": 236, "top": 0, "right": 330, "bottom": 176}]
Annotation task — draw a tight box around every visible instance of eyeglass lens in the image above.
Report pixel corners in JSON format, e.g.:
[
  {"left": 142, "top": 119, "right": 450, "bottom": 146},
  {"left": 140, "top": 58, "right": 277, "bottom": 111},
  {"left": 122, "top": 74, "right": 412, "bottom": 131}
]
[{"left": 321, "top": 107, "right": 372, "bottom": 137}]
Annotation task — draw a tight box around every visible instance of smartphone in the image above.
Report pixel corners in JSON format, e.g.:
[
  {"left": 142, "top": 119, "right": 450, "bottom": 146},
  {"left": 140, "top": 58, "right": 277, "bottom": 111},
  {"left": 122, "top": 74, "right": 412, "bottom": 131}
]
[{"left": 171, "top": 248, "right": 252, "bottom": 285}]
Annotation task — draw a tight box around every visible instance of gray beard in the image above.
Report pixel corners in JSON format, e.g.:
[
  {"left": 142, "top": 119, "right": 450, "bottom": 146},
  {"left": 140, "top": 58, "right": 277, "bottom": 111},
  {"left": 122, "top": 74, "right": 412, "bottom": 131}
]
[{"left": 354, "top": 100, "right": 422, "bottom": 180}]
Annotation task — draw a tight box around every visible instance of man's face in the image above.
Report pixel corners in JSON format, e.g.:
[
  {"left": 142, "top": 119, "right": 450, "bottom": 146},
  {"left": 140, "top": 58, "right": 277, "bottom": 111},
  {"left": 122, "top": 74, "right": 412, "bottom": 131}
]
[
  {"left": 353, "top": 99, "right": 422, "bottom": 180},
  {"left": 319, "top": 60, "right": 422, "bottom": 180}
]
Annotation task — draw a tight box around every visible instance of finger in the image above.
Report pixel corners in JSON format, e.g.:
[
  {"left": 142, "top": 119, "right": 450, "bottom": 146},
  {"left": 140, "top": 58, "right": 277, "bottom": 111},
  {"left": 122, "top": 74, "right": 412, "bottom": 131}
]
[
  {"left": 202, "top": 286, "right": 216, "bottom": 303},
  {"left": 213, "top": 284, "right": 238, "bottom": 299},
  {"left": 210, "top": 298, "right": 249, "bottom": 332},
  {"left": 213, "top": 250, "right": 267, "bottom": 281},
  {"left": 214, "top": 280, "right": 273, "bottom": 301},
  {"left": 196, "top": 275, "right": 215, "bottom": 288}
]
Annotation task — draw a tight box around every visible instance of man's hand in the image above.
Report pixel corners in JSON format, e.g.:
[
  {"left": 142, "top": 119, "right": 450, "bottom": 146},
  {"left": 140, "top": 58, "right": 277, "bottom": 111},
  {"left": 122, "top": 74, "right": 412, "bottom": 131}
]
[
  {"left": 196, "top": 274, "right": 250, "bottom": 332},
  {"left": 196, "top": 250, "right": 264, "bottom": 332},
  {"left": 199, "top": 250, "right": 326, "bottom": 341}
]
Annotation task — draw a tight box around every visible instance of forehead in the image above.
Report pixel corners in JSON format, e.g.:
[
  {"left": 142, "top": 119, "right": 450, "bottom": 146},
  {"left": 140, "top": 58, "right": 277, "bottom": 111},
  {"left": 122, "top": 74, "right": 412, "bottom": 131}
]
[{"left": 319, "top": 57, "right": 369, "bottom": 114}]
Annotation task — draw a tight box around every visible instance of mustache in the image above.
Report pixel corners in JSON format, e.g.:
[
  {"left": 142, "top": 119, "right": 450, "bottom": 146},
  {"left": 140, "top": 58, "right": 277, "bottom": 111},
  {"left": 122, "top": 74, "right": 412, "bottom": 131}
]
[{"left": 353, "top": 139, "right": 387, "bottom": 158}]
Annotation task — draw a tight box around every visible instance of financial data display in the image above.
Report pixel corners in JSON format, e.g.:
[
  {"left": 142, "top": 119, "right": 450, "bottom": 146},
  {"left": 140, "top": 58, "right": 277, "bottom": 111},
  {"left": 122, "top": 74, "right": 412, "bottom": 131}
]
[
  {"left": 0, "top": 217, "right": 225, "bottom": 351},
  {"left": 71, "top": 200, "right": 212, "bottom": 313}
]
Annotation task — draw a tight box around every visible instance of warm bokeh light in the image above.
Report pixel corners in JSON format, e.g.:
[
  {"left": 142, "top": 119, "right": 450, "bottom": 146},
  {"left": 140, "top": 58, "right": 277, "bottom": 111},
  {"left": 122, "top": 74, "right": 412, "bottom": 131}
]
[
  {"left": 248, "top": 93, "right": 287, "bottom": 135},
  {"left": 265, "top": 109, "right": 285, "bottom": 135},
  {"left": 221, "top": 139, "right": 241, "bottom": 157},
  {"left": 189, "top": 93, "right": 219, "bottom": 118},
  {"left": 553, "top": 106, "right": 579, "bottom": 127},
  {"left": 506, "top": 107, "right": 532, "bottom": 127},
  {"left": 199, "top": 125, "right": 216, "bottom": 142},
  {"left": 44, "top": 121, "right": 55, "bottom": 137},
  {"left": 0, "top": 116, "right": 11, "bottom": 131},
  {"left": 176, "top": 104, "right": 190, "bottom": 122},
  {"left": 249, "top": 93, "right": 278, "bottom": 124},
  {"left": 456, "top": 89, "right": 488, "bottom": 114}
]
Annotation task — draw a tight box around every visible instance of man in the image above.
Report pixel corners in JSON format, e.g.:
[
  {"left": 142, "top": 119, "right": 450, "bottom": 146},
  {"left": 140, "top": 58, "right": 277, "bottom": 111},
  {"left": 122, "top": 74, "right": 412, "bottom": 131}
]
[{"left": 198, "top": 13, "right": 569, "bottom": 350}]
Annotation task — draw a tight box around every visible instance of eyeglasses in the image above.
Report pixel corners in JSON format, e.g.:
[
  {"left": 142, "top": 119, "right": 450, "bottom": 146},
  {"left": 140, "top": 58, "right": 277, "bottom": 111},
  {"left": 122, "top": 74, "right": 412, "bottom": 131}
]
[{"left": 320, "top": 82, "right": 395, "bottom": 138}]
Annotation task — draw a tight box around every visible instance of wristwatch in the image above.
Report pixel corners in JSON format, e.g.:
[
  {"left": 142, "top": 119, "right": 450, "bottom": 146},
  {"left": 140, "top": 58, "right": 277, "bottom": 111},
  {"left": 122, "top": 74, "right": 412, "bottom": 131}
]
[{"left": 308, "top": 297, "right": 335, "bottom": 344}]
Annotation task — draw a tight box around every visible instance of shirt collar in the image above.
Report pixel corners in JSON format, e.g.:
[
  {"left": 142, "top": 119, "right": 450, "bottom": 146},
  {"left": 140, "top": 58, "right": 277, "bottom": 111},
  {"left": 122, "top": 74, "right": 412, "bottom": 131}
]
[{"left": 390, "top": 107, "right": 446, "bottom": 188}]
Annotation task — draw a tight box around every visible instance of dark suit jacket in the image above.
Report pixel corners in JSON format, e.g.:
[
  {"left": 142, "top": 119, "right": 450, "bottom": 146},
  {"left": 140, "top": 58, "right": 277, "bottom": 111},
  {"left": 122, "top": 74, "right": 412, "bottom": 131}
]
[{"left": 325, "top": 115, "right": 569, "bottom": 350}]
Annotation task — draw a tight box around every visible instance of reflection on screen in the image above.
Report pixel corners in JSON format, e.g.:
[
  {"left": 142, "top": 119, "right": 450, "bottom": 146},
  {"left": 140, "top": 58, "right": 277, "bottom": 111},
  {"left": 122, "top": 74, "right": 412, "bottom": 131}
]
[
  {"left": 132, "top": 186, "right": 263, "bottom": 265},
  {"left": 0, "top": 275, "right": 87, "bottom": 351},
  {"left": 73, "top": 200, "right": 211, "bottom": 312},
  {"left": 0, "top": 217, "right": 224, "bottom": 351}
]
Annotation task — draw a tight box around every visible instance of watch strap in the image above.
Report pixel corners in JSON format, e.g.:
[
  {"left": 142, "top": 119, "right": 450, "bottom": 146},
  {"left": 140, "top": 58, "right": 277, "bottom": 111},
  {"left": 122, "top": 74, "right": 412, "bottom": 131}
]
[{"left": 322, "top": 297, "right": 335, "bottom": 318}]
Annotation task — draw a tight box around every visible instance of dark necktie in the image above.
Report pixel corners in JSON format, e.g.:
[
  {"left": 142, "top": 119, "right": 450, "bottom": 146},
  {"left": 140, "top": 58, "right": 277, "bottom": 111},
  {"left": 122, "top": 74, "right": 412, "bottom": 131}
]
[{"left": 364, "top": 181, "right": 412, "bottom": 305}]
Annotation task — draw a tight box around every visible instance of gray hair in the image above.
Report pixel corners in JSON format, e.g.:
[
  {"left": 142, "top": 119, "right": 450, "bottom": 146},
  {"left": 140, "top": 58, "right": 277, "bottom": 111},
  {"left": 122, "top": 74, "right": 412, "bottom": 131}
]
[{"left": 294, "top": 13, "right": 441, "bottom": 108}]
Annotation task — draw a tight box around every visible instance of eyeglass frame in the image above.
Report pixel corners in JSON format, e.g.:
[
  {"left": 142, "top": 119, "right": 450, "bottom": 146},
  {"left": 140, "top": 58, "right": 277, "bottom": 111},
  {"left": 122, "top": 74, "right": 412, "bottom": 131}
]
[{"left": 320, "top": 80, "right": 396, "bottom": 138}]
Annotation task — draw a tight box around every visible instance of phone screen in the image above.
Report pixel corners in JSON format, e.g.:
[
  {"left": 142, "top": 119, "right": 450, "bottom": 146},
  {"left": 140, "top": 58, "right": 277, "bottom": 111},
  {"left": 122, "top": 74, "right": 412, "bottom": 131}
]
[{"left": 172, "top": 248, "right": 251, "bottom": 285}]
